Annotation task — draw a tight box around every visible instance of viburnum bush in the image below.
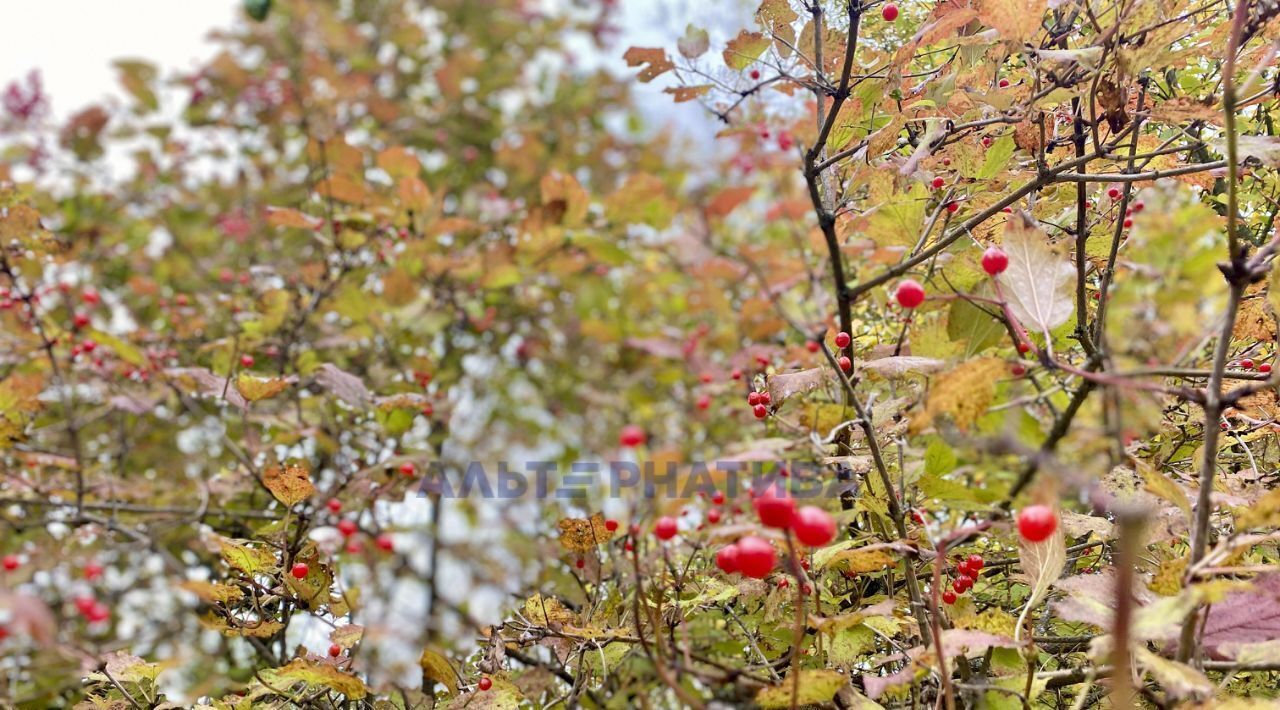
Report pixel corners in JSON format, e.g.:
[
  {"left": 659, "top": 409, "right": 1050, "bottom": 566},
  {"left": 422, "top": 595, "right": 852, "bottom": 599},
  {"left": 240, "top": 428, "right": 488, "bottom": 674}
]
[{"left": 3, "top": 0, "right": 1280, "bottom": 707}]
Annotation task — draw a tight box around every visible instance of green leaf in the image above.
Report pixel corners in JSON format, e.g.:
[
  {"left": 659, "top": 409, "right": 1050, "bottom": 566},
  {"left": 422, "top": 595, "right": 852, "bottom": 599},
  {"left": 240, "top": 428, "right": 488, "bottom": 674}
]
[{"left": 977, "top": 135, "right": 1016, "bottom": 179}]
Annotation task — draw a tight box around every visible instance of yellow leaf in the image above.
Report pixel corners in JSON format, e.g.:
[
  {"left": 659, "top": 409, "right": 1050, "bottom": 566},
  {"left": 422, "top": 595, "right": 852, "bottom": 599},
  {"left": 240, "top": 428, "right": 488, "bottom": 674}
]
[
  {"left": 909, "top": 357, "right": 1004, "bottom": 434},
  {"left": 977, "top": 0, "right": 1047, "bottom": 45},
  {"left": 622, "top": 47, "right": 673, "bottom": 83},
  {"left": 177, "top": 581, "right": 244, "bottom": 604},
  {"left": 397, "top": 175, "right": 432, "bottom": 213},
  {"left": 376, "top": 146, "right": 421, "bottom": 179},
  {"left": 219, "top": 538, "right": 277, "bottom": 576},
  {"left": 755, "top": 670, "right": 850, "bottom": 709},
  {"left": 419, "top": 647, "right": 459, "bottom": 695},
  {"left": 523, "top": 594, "right": 576, "bottom": 627},
  {"left": 235, "top": 374, "right": 290, "bottom": 402},
  {"left": 265, "top": 658, "right": 367, "bottom": 700},
  {"left": 723, "top": 30, "right": 770, "bottom": 70},
  {"left": 263, "top": 462, "right": 315, "bottom": 506},
  {"left": 265, "top": 206, "right": 320, "bottom": 229}
]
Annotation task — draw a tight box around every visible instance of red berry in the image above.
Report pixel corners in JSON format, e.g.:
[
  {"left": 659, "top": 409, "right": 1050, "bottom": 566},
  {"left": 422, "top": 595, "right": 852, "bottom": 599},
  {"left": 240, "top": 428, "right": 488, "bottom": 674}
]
[
  {"left": 748, "top": 392, "right": 762, "bottom": 406},
  {"left": 326, "top": 499, "right": 342, "bottom": 513},
  {"left": 81, "top": 290, "right": 100, "bottom": 305},
  {"left": 478, "top": 677, "right": 493, "bottom": 691},
  {"left": 957, "top": 558, "right": 972, "bottom": 577},
  {"left": 715, "top": 544, "right": 740, "bottom": 573},
  {"left": 575, "top": 557, "right": 585, "bottom": 569},
  {"left": 73, "top": 313, "right": 90, "bottom": 329},
  {"left": 1, "top": 555, "right": 18, "bottom": 571},
  {"left": 421, "top": 403, "right": 434, "bottom": 417},
  {"left": 998, "top": 78, "right": 1010, "bottom": 88},
  {"left": 1010, "top": 363, "right": 1027, "bottom": 377},
  {"left": 654, "top": 516, "right": 678, "bottom": 540},
  {"left": 966, "top": 554, "right": 984, "bottom": 572},
  {"left": 328, "top": 644, "right": 342, "bottom": 657},
  {"left": 834, "top": 331, "right": 852, "bottom": 348},
  {"left": 700, "top": 373, "right": 713, "bottom": 384},
  {"left": 777, "top": 577, "right": 789, "bottom": 588},
  {"left": 981, "top": 136, "right": 992, "bottom": 147},
  {"left": 75, "top": 595, "right": 97, "bottom": 615},
  {"left": 1107, "top": 187, "right": 1121, "bottom": 199},
  {"left": 982, "top": 246, "right": 1009, "bottom": 276},
  {"left": 712, "top": 490, "right": 726, "bottom": 505},
  {"left": 753, "top": 484, "right": 796, "bottom": 528},
  {"left": 399, "top": 462, "right": 416, "bottom": 477},
  {"left": 1017, "top": 341, "right": 1031, "bottom": 354},
  {"left": 1240, "top": 358, "right": 1255, "bottom": 370},
  {"left": 953, "top": 575, "right": 973, "bottom": 593},
  {"left": 1132, "top": 201, "right": 1144, "bottom": 212},
  {"left": 604, "top": 519, "right": 619, "bottom": 532},
  {"left": 696, "top": 394, "right": 711, "bottom": 410},
  {"left": 806, "top": 340, "right": 820, "bottom": 353},
  {"left": 83, "top": 562, "right": 104, "bottom": 581},
  {"left": 731, "top": 368, "right": 743, "bottom": 380},
  {"left": 291, "top": 562, "right": 309, "bottom": 579},
  {"left": 942, "top": 590, "right": 957, "bottom": 605},
  {"left": 240, "top": 354, "right": 255, "bottom": 368},
  {"left": 838, "top": 356, "right": 852, "bottom": 372},
  {"left": 337, "top": 520, "right": 358, "bottom": 537},
  {"left": 894, "top": 279, "right": 926, "bottom": 309},
  {"left": 619, "top": 424, "right": 646, "bottom": 448},
  {"left": 1123, "top": 218, "right": 1133, "bottom": 228},
  {"left": 707, "top": 508, "right": 722, "bottom": 524},
  {"left": 931, "top": 177, "right": 945, "bottom": 189},
  {"left": 946, "top": 201, "right": 959, "bottom": 213},
  {"left": 624, "top": 541, "right": 634, "bottom": 552},
  {"left": 759, "top": 391, "right": 771, "bottom": 405},
  {"left": 87, "top": 603, "right": 111, "bottom": 623},
  {"left": 1017, "top": 505, "right": 1058, "bottom": 542},
  {"left": 750, "top": 69, "right": 761, "bottom": 80},
  {"left": 911, "top": 510, "right": 925, "bottom": 524},
  {"left": 1260, "top": 363, "right": 1272, "bottom": 373},
  {"left": 752, "top": 403, "right": 768, "bottom": 419},
  {"left": 735, "top": 536, "right": 777, "bottom": 578},
  {"left": 881, "top": 3, "right": 899, "bottom": 21},
  {"left": 345, "top": 540, "right": 362, "bottom": 554},
  {"left": 791, "top": 506, "right": 837, "bottom": 547},
  {"left": 375, "top": 533, "right": 395, "bottom": 552}
]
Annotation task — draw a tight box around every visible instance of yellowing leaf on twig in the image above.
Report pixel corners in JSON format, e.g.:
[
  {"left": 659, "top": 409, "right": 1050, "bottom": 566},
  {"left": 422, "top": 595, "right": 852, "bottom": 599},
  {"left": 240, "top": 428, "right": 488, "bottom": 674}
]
[{"left": 264, "top": 462, "right": 315, "bottom": 506}]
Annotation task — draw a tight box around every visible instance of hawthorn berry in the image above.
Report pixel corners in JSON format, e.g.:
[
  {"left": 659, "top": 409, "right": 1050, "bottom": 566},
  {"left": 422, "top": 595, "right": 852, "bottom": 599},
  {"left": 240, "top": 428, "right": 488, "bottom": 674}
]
[
  {"left": 752, "top": 403, "right": 768, "bottom": 419},
  {"left": 575, "top": 557, "right": 585, "bottom": 569},
  {"left": 998, "top": 78, "right": 1010, "bottom": 88},
  {"left": 337, "top": 519, "right": 358, "bottom": 537},
  {"left": 399, "top": 462, "right": 416, "bottom": 477},
  {"left": 1017, "top": 505, "right": 1058, "bottom": 542},
  {"left": 1, "top": 555, "right": 19, "bottom": 571},
  {"left": 1240, "top": 358, "right": 1255, "bottom": 370},
  {"left": 478, "top": 677, "right": 493, "bottom": 691},
  {"left": 748, "top": 391, "right": 762, "bottom": 406},
  {"left": 806, "top": 340, "right": 821, "bottom": 353},
  {"left": 735, "top": 536, "right": 777, "bottom": 578},
  {"left": 75, "top": 596, "right": 97, "bottom": 615},
  {"left": 749, "top": 69, "right": 760, "bottom": 80},
  {"left": 1260, "top": 363, "right": 1273, "bottom": 374},
  {"left": 696, "top": 394, "right": 711, "bottom": 410},
  {"left": 81, "top": 290, "right": 100, "bottom": 305},
  {"left": 777, "top": 577, "right": 789, "bottom": 589},
  {"left": 1010, "top": 363, "right": 1027, "bottom": 377},
  {"left": 291, "top": 562, "right": 309, "bottom": 579},
  {"left": 240, "top": 354, "right": 255, "bottom": 368},
  {"left": 329, "top": 644, "right": 342, "bottom": 657},
  {"left": 835, "top": 331, "right": 852, "bottom": 348},
  {"left": 1123, "top": 218, "right": 1133, "bottom": 228},
  {"left": 942, "top": 589, "right": 957, "bottom": 605},
  {"left": 1017, "top": 341, "right": 1031, "bottom": 354},
  {"left": 700, "top": 372, "right": 713, "bottom": 384},
  {"left": 327, "top": 499, "right": 342, "bottom": 513},
  {"left": 1107, "top": 187, "right": 1121, "bottom": 199},
  {"left": 731, "top": 368, "right": 743, "bottom": 380},
  {"left": 894, "top": 279, "right": 926, "bottom": 309},
  {"left": 791, "top": 506, "right": 837, "bottom": 547},
  {"left": 346, "top": 540, "right": 363, "bottom": 554},
  {"left": 953, "top": 575, "right": 973, "bottom": 593},
  {"left": 654, "top": 516, "right": 678, "bottom": 540},
  {"left": 982, "top": 246, "right": 1009, "bottom": 276},
  {"left": 838, "top": 356, "right": 853, "bottom": 372},
  {"left": 931, "top": 177, "right": 945, "bottom": 189},
  {"left": 712, "top": 490, "right": 726, "bottom": 505},
  {"left": 715, "top": 544, "right": 739, "bottom": 573},
  {"left": 966, "top": 554, "right": 984, "bottom": 572},
  {"left": 73, "top": 312, "right": 90, "bottom": 329},
  {"left": 619, "top": 424, "right": 646, "bottom": 448},
  {"left": 604, "top": 518, "right": 619, "bottom": 532},
  {"left": 707, "top": 508, "right": 722, "bottom": 524},
  {"left": 945, "top": 201, "right": 959, "bottom": 213},
  {"left": 759, "top": 391, "right": 771, "bottom": 405},
  {"left": 83, "top": 562, "right": 104, "bottom": 581},
  {"left": 421, "top": 403, "right": 434, "bottom": 417},
  {"left": 981, "top": 136, "right": 992, "bottom": 148},
  {"left": 881, "top": 3, "right": 899, "bottom": 21},
  {"left": 87, "top": 603, "right": 111, "bottom": 623},
  {"left": 753, "top": 484, "right": 795, "bottom": 528},
  {"left": 1132, "top": 201, "right": 1144, "bottom": 212}
]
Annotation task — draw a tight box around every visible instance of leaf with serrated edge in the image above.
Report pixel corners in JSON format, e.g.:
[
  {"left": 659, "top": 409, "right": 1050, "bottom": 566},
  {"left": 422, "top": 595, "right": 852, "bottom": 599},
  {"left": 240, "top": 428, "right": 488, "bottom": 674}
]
[{"left": 1000, "top": 212, "right": 1074, "bottom": 337}]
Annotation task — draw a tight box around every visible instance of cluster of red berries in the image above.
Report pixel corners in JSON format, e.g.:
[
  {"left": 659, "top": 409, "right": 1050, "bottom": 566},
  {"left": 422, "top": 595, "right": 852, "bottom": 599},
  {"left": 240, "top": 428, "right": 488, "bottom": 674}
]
[
  {"left": 1233, "top": 357, "right": 1272, "bottom": 373},
  {"left": 747, "top": 389, "right": 772, "bottom": 419},
  {"left": 941, "top": 554, "right": 985, "bottom": 605},
  {"left": 332, "top": 514, "right": 395, "bottom": 554},
  {"left": 73, "top": 594, "right": 112, "bottom": 624},
  {"left": 834, "top": 331, "right": 853, "bottom": 372},
  {"left": 711, "top": 485, "right": 837, "bottom": 580}
]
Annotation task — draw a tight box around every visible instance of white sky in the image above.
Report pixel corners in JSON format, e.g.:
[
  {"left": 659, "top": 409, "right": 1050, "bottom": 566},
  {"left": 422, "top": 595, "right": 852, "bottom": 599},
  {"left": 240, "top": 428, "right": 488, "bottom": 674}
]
[{"left": 0, "top": 1, "right": 239, "bottom": 119}]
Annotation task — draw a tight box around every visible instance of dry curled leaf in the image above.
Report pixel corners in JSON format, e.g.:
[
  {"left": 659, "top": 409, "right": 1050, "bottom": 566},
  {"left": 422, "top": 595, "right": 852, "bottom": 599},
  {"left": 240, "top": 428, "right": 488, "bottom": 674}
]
[{"left": 557, "top": 513, "right": 617, "bottom": 553}]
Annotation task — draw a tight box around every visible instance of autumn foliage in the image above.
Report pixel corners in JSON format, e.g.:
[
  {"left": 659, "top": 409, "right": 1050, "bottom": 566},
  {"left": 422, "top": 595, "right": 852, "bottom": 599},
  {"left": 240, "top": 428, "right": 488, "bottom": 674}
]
[{"left": 3, "top": 0, "right": 1280, "bottom": 707}]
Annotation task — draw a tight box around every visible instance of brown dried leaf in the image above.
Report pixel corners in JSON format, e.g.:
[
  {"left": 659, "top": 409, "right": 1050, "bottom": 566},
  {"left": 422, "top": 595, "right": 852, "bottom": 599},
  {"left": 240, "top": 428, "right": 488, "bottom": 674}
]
[
  {"left": 623, "top": 47, "right": 674, "bottom": 83},
  {"left": 264, "top": 462, "right": 316, "bottom": 506},
  {"left": 557, "top": 513, "right": 616, "bottom": 553}
]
